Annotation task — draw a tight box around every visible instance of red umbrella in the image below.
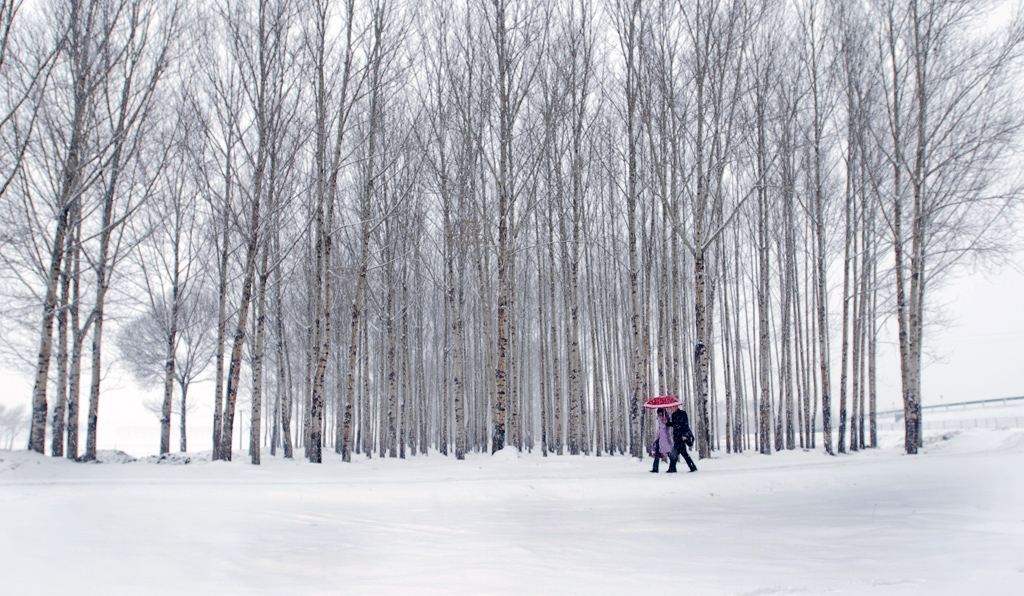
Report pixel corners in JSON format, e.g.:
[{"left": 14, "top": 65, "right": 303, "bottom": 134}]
[{"left": 643, "top": 396, "right": 683, "bottom": 409}]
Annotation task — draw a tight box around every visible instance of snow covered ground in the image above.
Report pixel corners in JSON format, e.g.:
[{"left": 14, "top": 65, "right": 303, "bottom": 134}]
[{"left": 2, "top": 429, "right": 1022, "bottom": 596}]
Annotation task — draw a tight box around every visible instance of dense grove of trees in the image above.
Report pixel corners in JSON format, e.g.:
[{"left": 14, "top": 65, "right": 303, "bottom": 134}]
[{"left": 2, "top": 0, "right": 1021, "bottom": 462}]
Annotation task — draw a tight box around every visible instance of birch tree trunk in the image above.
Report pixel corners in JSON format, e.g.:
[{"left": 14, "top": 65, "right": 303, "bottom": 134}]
[
  {"left": 159, "top": 239, "right": 181, "bottom": 455},
  {"left": 220, "top": 0, "right": 286, "bottom": 461},
  {"left": 802, "top": 0, "right": 833, "bottom": 455},
  {"left": 28, "top": 0, "right": 95, "bottom": 454},
  {"left": 249, "top": 231, "right": 270, "bottom": 464},
  {"left": 84, "top": 2, "right": 179, "bottom": 461}
]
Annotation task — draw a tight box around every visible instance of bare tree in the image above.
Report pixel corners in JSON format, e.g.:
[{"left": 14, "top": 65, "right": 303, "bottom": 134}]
[
  {"left": 217, "top": 0, "right": 296, "bottom": 462},
  {"left": 307, "top": 0, "right": 361, "bottom": 464},
  {"left": 117, "top": 89, "right": 211, "bottom": 455},
  {"left": 479, "top": 0, "right": 545, "bottom": 453},
  {"left": 0, "top": 0, "right": 59, "bottom": 203},
  {"left": 18, "top": 0, "right": 182, "bottom": 458},
  {"left": 668, "top": 0, "right": 756, "bottom": 459},
  {"left": 871, "top": 0, "right": 1024, "bottom": 454},
  {"left": 747, "top": 1, "right": 779, "bottom": 455},
  {"left": 797, "top": 0, "right": 835, "bottom": 456},
  {"left": 419, "top": 0, "right": 476, "bottom": 459},
  {"left": 0, "top": 403, "right": 28, "bottom": 449},
  {"left": 559, "top": 0, "right": 596, "bottom": 455},
  {"left": 81, "top": 1, "right": 184, "bottom": 462},
  {"left": 609, "top": 0, "right": 646, "bottom": 459}
]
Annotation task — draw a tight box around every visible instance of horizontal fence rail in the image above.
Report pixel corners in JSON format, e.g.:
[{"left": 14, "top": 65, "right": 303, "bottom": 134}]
[{"left": 877, "top": 396, "right": 1024, "bottom": 432}]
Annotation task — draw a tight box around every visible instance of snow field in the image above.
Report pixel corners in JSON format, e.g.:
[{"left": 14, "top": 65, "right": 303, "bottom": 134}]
[{"left": 1, "top": 429, "right": 1022, "bottom": 595}]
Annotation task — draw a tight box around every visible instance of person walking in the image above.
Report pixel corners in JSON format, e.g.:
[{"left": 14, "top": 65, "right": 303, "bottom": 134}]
[
  {"left": 667, "top": 406, "right": 698, "bottom": 473},
  {"left": 650, "top": 408, "right": 674, "bottom": 473}
]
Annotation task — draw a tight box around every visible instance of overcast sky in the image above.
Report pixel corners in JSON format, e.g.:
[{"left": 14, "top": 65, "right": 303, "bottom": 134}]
[{"left": 913, "top": 257, "right": 1024, "bottom": 406}]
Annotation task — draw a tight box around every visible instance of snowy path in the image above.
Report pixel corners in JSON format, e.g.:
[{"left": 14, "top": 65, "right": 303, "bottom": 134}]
[{"left": 2, "top": 430, "right": 1022, "bottom": 595}]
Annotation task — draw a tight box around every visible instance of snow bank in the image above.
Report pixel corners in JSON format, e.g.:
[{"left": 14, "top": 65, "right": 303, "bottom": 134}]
[{"left": 1, "top": 429, "right": 1022, "bottom": 596}]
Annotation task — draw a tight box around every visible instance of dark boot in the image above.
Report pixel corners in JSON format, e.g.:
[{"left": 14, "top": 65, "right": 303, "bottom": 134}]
[
  {"left": 650, "top": 451, "right": 660, "bottom": 473},
  {"left": 667, "top": 460, "right": 677, "bottom": 473},
  {"left": 682, "top": 448, "right": 697, "bottom": 472}
]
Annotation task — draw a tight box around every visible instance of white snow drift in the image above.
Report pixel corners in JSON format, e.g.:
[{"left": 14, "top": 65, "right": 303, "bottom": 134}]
[{"left": 1, "top": 429, "right": 1022, "bottom": 596}]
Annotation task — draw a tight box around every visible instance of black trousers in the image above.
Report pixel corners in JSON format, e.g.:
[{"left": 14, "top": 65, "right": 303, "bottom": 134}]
[
  {"left": 669, "top": 442, "right": 697, "bottom": 471},
  {"left": 651, "top": 446, "right": 663, "bottom": 472}
]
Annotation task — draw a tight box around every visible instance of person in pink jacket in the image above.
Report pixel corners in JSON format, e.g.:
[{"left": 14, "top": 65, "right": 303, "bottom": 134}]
[{"left": 650, "top": 408, "right": 674, "bottom": 473}]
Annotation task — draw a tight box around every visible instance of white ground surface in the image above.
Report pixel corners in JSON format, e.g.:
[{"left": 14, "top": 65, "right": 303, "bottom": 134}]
[{"left": 2, "top": 429, "right": 1023, "bottom": 596}]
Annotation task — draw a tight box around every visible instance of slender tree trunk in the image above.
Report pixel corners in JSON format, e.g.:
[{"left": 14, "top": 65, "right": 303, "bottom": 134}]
[
  {"left": 756, "top": 93, "right": 772, "bottom": 456},
  {"left": 211, "top": 136, "right": 234, "bottom": 461},
  {"left": 160, "top": 237, "right": 182, "bottom": 455},
  {"left": 221, "top": 158, "right": 266, "bottom": 461},
  {"left": 67, "top": 216, "right": 83, "bottom": 460},
  {"left": 50, "top": 229, "right": 73, "bottom": 457},
  {"left": 29, "top": 0, "right": 95, "bottom": 453},
  {"left": 250, "top": 237, "right": 270, "bottom": 465}
]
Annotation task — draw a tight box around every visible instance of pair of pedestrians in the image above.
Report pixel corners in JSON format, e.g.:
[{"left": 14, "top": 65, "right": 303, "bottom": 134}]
[{"left": 651, "top": 406, "right": 698, "bottom": 473}]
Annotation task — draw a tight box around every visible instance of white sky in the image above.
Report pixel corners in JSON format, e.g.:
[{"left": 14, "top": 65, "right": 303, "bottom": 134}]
[{"left": 915, "top": 259, "right": 1024, "bottom": 404}]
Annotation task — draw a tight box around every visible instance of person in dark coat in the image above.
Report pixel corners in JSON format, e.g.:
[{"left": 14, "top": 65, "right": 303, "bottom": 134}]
[{"left": 667, "top": 406, "right": 697, "bottom": 473}]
